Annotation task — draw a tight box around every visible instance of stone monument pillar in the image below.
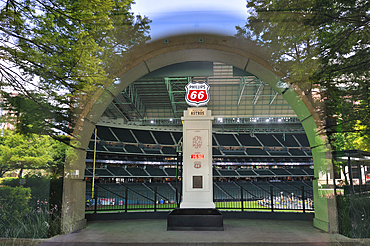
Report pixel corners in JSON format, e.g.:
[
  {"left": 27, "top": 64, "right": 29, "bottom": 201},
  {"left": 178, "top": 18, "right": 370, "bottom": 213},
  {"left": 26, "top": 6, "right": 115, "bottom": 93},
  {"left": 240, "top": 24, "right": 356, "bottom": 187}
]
[
  {"left": 180, "top": 107, "right": 214, "bottom": 208},
  {"left": 167, "top": 81, "right": 223, "bottom": 231}
]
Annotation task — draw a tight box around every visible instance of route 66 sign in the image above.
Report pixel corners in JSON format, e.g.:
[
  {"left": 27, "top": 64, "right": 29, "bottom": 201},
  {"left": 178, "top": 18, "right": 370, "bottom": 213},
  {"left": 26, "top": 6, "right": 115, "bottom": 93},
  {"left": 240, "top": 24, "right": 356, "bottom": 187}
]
[{"left": 185, "top": 82, "right": 210, "bottom": 107}]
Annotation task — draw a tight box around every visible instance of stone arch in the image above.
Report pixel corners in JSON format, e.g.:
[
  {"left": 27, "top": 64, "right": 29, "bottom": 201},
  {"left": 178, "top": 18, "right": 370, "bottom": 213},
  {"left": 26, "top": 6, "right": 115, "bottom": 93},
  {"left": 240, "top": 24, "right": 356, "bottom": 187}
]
[{"left": 63, "top": 34, "right": 337, "bottom": 233}]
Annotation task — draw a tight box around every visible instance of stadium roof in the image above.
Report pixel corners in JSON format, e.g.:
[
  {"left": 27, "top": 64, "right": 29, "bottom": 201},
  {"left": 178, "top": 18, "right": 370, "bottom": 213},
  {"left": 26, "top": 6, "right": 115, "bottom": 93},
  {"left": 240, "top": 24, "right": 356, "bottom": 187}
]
[{"left": 102, "top": 62, "right": 296, "bottom": 123}]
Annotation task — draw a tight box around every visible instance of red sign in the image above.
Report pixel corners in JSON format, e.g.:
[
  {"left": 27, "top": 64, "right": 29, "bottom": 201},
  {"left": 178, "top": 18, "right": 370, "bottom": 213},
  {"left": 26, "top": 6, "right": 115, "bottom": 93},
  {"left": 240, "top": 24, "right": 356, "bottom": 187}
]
[
  {"left": 194, "top": 163, "right": 201, "bottom": 168},
  {"left": 185, "top": 82, "right": 210, "bottom": 107},
  {"left": 191, "top": 154, "right": 204, "bottom": 159}
]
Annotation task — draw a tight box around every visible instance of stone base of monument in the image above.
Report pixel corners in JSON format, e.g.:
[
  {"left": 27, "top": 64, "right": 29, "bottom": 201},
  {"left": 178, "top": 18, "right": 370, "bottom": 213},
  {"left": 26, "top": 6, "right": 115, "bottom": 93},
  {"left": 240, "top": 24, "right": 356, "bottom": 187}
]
[{"left": 167, "top": 208, "right": 223, "bottom": 231}]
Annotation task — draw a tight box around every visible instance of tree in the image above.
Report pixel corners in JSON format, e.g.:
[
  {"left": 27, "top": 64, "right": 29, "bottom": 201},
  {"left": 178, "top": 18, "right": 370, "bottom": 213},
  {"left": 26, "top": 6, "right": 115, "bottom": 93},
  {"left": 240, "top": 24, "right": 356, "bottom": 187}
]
[
  {"left": 329, "top": 121, "right": 370, "bottom": 185},
  {"left": 48, "top": 135, "right": 76, "bottom": 178},
  {"left": 236, "top": 0, "right": 319, "bottom": 86},
  {"left": 237, "top": 0, "right": 370, "bottom": 139},
  {"left": 0, "top": 130, "right": 52, "bottom": 178},
  {"left": 0, "top": 92, "right": 68, "bottom": 136},
  {"left": 0, "top": 0, "right": 151, "bottom": 138}
]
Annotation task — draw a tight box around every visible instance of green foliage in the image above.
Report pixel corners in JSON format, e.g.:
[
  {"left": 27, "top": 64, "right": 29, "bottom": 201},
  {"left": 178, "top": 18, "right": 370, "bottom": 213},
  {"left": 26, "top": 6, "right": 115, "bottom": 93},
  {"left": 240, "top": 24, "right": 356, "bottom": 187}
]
[
  {"left": 0, "top": 204, "right": 57, "bottom": 239},
  {"left": 337, "top": 194, "right": 370, "bottom": 238},
  {"left": 0, "top": 176, "right": 63, "bottom": 238},
  {"left": 0, "top": 0, "right": 151, "bottom": 136},
  {"left": 0, "top": 177, "right": 18, "bottom": 185},
  {"left": 238, "top": 0, "right": 370, "bottom": 137},
  {"left": 0, "top": 186, "right": 31, "bottom": 224},
  {"left": 0, "top": 130, "right": 52, "bottom": 178},
  {"left": 0, "top": 175, "right": 59, "bottom": 209},
  {"left": 330, "top": 123, "right": 370, "bottom": 152},
  {"left": 0, "top": 92, "right": 71, "bottom": 137},
  {"left": 237, "top": 0, "right": 319, "bottom": 85},
  {"left": 48, "top": 135, "right": 76, "bottom": 178}
]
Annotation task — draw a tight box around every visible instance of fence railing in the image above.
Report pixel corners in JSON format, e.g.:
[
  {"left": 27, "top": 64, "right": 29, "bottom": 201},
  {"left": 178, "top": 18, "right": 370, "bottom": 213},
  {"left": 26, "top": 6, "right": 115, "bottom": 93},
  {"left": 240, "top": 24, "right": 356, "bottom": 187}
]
[
  {"left": 86, "top": 183, "right": 314, "bottom": 213},
  {"left": 214, "top": 185, "right": 314, "bottom": 212}
]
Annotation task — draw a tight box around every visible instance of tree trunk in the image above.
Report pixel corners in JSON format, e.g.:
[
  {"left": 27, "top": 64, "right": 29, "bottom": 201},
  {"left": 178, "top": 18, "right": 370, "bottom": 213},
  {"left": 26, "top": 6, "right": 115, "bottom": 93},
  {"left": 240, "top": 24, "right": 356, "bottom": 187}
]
[
  {"left": 18, "top": 163, "right": 24, "bottom": 179},
  {"left": 341, "top": 164, "right": 348, "bottom": 186}
]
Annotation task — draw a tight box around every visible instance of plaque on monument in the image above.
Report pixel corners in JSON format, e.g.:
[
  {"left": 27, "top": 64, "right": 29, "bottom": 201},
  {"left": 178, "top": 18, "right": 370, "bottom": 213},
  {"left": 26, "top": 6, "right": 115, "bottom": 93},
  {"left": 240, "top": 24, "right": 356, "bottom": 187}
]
[{"left": 193, "top": 176, "right": 203, "bottom": 189}]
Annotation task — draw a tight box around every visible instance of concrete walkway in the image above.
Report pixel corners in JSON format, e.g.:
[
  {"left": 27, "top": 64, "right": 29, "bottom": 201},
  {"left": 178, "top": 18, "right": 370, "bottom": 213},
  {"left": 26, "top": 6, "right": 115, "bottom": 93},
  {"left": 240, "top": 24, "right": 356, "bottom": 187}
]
[{"left": 38, "top": 219, "right": 369, "bottom": 246}]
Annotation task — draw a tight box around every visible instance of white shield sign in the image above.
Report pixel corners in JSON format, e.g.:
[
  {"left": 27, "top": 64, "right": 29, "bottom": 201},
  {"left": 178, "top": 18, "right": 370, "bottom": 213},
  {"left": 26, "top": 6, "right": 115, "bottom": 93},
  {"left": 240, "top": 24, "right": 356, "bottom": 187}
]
[{"left": 185, "top": 82, "right": 210, "bottom": 107}]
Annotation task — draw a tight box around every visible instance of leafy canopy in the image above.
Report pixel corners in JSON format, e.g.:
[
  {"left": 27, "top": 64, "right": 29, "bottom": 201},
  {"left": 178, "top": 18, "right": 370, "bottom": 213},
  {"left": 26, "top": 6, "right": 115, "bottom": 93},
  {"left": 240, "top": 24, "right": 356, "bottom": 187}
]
[
  {"left": 0, "top": 130, "right": 53, "bottom": 178},
  {"left": 0, "top": 0, "right": 151, "bottom": 137},
  {"left": 237, "top": 0, "right": 370, "bottom": 138}
]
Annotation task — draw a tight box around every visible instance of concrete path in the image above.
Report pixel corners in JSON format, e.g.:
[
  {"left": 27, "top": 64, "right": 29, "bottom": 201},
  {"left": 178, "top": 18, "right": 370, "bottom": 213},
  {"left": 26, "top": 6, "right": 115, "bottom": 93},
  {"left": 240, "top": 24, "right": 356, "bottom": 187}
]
[{"left": 38, "top": 219, "right": 369, "bottom": 246}]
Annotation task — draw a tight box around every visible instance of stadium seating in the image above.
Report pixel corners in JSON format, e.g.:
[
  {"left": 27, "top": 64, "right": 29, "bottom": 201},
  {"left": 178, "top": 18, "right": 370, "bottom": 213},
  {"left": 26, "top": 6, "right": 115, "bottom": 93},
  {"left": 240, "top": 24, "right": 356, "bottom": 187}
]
[
  {"left": 85, "top": 166, "right": 314, "bottom": 178},
  {"left": 107, "top": 167, "right": 131, "bottom": 177},
  {"left": 254, "top": 169, "right": 275, "bottom": 176},
  {"left": 162, "top": 146, "right": 177, "bottom": 155},
  {"left": 303, "top": 168, "right": 314, "bottom": 176},
  {"left": 218, "top": 169, "right": 239, "bottom": 177},
  {"left": 255, "top": 134, "right": 281, "bottom": 147},
  {"left": 87, "top": 127, "right": 313, "bottom": 171},
  {"left": 145, "top": 183, "right": 177, "bottom": 202},
  {"left": 213, "top": 168, "right": 221, "bottom": 177},
  {"left": 86, "top": 168, "right": 113, "bottom": 177},
  {"left": 164, "top": 168, "right": 182, "bottom": 177},
  {"left": 105, "top": 143, "right": 125, "bottom": 153},
  {"left": 111, "top": 128, "right": 137, "bottom": 143},
  {"left": 145, "top": 167, "right": 167, "bottom": 176},
  {"left": 294, "top": 134, "right": 310, "bottom": 147},
  {"left": 132, "top": 129, "right": 156, "bottom": 144},
  {"left": 212, "top": 148, "right": 222, "bottom": 155},
  {"left": 236, "top": 169, "right": 257, "bottom": 176},
  {"left": 288, "top": 169, "right": 308, "bottom": 176},
  {"left": 126, "top": 167, "right": 148, "bottom": 176},
  {"left": 270, "top": 169, "right": 291, "bottom": 176},
  {"left": 96, "top": 126, "right": 117, "bottom": 141},
  {"left": 236, "top": 134, "right": 261, "bottom": 147},
  {"left": 152, "top": 131, "right": 174, "bottom": 145},
  {"left": 214, "top": 134, "right": 240, "bottom": 146},
  {"left": 274, "top": 134, "right": 300, "bottom": 147},
  {"left": 289, "top": 149, "right": 306, "bottom": 156},
  {"left": 143, "top": 148, "right": 161, "bottom": 155},
  {"left": 88, "top": 141, "right": 107, "bottom": 151},
  {"left": 222, "top": 148, "right": 246, "bottom": 156},
  {"left": 124, "top": 145, "right": 143, "bottom": 154},
  {"left": 246, "top": 148, "right": 269, "bottom": 156}
]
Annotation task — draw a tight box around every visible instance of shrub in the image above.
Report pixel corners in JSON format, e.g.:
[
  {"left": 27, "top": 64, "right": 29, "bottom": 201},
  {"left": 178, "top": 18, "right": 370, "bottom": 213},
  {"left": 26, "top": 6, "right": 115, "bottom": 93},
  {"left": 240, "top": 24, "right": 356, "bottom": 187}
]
[
  {"left": 1, "top": 175, "right": 50, "bottom": 209},
  {"left": 0, "top": 186, "right": 31, "bottom": 224},
  {"left": 337, "top": 194, "right": 370, "bottom": 238},
  {"left": 0, "top": 176, "right": 63, "bottom": 238}
]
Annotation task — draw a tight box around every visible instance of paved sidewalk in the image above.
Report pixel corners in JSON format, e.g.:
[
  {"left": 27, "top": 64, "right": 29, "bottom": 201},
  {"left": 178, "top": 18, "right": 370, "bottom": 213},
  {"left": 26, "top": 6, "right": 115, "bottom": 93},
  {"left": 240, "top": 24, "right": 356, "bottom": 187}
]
[{"left": 38, "top": 219, "right": 369, "bottom": 246}]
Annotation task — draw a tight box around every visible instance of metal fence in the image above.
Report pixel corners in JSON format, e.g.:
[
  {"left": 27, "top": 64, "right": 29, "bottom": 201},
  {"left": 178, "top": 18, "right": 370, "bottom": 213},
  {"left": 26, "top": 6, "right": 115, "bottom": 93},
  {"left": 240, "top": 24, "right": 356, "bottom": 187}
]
[
  {"left": 86, "top": 183, "right": 314, "bottom": 213},
  {"left": 214, "top": 184, "right": 314, "bottom": 212}
]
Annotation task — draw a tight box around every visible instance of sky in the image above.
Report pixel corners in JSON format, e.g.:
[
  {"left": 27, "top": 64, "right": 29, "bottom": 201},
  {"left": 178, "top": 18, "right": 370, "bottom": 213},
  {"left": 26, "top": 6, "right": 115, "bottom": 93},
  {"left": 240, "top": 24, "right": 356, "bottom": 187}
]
[{"left": 130, "top": 0, "right": 249, "bottom": 40}]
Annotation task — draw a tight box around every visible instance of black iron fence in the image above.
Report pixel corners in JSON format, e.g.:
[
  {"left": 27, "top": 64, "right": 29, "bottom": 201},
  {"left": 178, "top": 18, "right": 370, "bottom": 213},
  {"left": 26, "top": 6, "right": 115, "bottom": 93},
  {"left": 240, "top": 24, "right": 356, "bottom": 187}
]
[
  {"left": 214, "top": 184, "right": 314, "bottom": 212},
  {"left": 86, "top": 183, "right": 314, "bottom": 213}
]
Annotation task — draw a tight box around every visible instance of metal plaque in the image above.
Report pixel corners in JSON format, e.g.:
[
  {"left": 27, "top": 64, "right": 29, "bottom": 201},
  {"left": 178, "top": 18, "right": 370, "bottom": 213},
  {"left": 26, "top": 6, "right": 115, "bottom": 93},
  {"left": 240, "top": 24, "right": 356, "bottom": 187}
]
[{"left": 193, "top": 176, "right": 203, "bottom": 189}]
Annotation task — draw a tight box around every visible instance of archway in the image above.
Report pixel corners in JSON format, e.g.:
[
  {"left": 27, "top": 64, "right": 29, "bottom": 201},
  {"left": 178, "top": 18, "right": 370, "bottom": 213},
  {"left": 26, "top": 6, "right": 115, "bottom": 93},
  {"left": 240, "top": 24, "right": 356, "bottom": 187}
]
[{"left": 62, "top": 34, "right": 337, "bottom": 233}]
